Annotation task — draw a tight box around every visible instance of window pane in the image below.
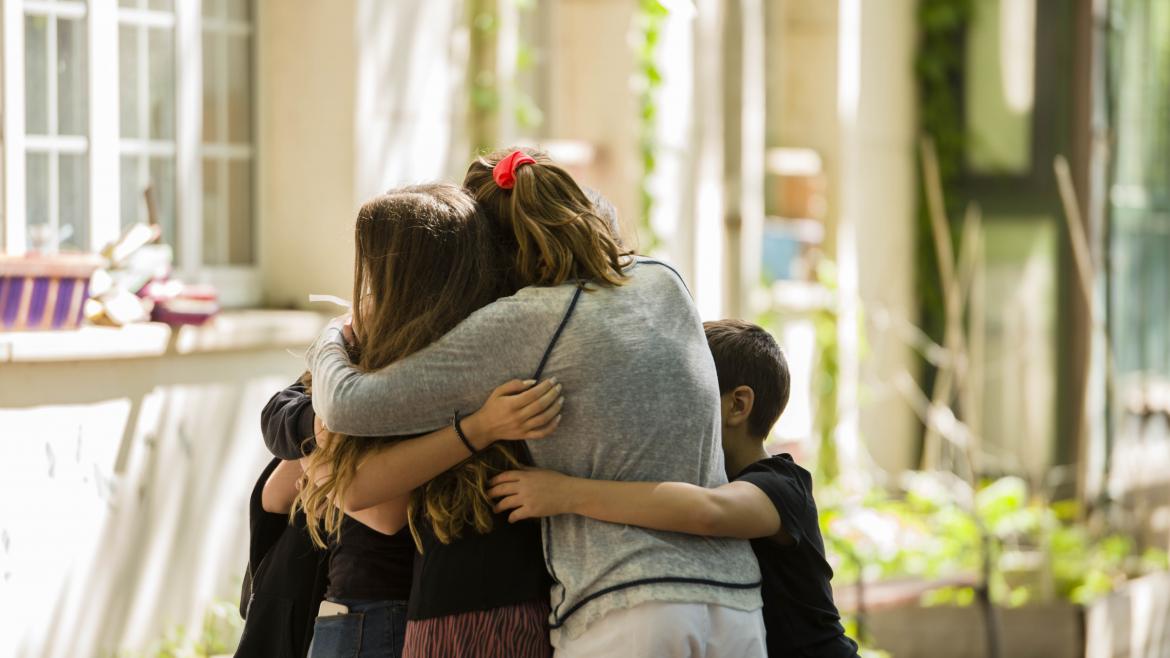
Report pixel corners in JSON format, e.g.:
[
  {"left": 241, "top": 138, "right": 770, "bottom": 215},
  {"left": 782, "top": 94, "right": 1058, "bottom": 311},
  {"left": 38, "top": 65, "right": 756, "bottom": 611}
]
[
  {"left": 202, "top": 159, "right": 222, "bottom": 264},
  {"left": 202, "top": 34, "right": 221, "bottom": 142},
  {"left": 228, "top": 160, "right": 253, "bottom": 264},
  {"left": 202, "top": 0, "right": 223, "bottom": 19},
  {"left": 227, "top": 34, "right": 252, "bottom": 143},
  {"left": 120, "top": 155, "right": 141, "bottom": 228},
  {"left": 57, "top": 18, "right": 88, "bottom": 136},
  {"left": 976, "top": 219, "right": 1056, "bottom": 462},
  {"left": 1109, "top": 0, "right": 1170, "bottom": 382},
  {"left": 149, "top": 27, "right": 175, "bottom": 139},
  {"left": 119, "top": 25, "right": 139, "bottom": 139},
  {"left": 59, "top": 153, "right": 89, "bottom": 251},
  {"left": 25, "top": 16, "right": 48, "bottom": 135},
  {"left": 964, "top": 0, "right": 1035, "bottom": 175},
  {"left": 119, "top": 0, "right": 140, "bottom": 7},
  {"left": 226, "top": 0, "right": 252, "bottom": 22},
  {"left": 150, "top": 157, "right": 177, "bottom": 247},
  {"left": 26, "top": 153, "right": 50, "bottom": 245},
  {"left": 149, "top": 0, "right": 174, "bottom": 11}
]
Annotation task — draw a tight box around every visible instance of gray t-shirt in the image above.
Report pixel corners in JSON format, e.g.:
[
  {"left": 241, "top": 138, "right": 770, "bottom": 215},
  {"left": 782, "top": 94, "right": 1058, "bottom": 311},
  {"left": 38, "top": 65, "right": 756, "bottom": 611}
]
[{"left": 306, "top": 258, "right": 763, "bottom": 640}]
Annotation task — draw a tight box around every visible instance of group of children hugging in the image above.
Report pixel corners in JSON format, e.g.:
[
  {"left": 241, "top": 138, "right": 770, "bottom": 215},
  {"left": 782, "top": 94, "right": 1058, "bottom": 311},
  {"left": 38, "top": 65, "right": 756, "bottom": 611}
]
[{"left": 237, "top": 147, "right": 860, "bottom": 658}]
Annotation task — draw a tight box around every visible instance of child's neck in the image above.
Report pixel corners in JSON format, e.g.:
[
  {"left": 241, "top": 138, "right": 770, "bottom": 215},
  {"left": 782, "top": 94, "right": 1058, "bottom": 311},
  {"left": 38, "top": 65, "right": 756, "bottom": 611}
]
[{"left": 723, "top": 429, "right": 770, "bottom": 479}]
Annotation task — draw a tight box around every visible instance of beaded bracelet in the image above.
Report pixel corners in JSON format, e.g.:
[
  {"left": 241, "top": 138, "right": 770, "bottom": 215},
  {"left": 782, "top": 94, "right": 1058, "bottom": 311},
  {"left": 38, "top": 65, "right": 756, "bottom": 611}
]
[{"left": 453, "top": 411, "right": 477, "bottom": 456}]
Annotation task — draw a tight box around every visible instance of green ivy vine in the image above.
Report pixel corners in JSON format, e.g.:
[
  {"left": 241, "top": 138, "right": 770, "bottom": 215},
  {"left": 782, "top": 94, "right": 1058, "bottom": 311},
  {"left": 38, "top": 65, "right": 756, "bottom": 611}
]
[
  {"left": 468, "top": 0, "right": 543, "bottom": 153},
  {"left": 914, "top": 0, "right": 972, "bottom": 456},
  {"left": 633, "top": 0, "right": 668, "bottom": 251}
]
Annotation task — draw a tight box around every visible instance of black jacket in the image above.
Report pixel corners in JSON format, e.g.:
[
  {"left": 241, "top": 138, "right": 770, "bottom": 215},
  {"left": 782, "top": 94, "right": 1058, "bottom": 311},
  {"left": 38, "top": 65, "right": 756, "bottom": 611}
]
[
  {"left": 234, "top": 458, "right": 328, "bottom": 658},
  {"left": 261, "top": 379, "right": 317, "bottom": 460}
]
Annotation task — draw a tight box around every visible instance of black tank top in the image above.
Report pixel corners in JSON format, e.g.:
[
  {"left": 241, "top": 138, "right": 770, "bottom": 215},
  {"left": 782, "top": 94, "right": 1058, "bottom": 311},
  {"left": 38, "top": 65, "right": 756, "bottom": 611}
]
[
  {"left": 407, "top": 510, "right": 550, "bottom": 620},
  {"left": 326, "top": 515, "right": 415, "bottom": 602},
  {"left": 406, "top": 286, "right": 583, "bottom": 620}
]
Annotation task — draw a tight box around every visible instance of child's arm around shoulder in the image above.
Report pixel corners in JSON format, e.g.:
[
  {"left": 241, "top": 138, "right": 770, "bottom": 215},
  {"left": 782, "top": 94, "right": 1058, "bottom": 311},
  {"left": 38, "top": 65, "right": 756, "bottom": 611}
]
[
  {"left": 489, "top": 469, "right": 785, "bottom": 541},
  {"left": 261, "top": 459, "right": 304, "bottom": 514}
]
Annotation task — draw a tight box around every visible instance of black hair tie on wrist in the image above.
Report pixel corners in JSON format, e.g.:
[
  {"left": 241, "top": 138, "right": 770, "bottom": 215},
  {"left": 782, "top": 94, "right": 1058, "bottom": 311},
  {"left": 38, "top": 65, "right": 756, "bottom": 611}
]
[{"left": 453, "top": 411, "right": 477, "bottom": 456}]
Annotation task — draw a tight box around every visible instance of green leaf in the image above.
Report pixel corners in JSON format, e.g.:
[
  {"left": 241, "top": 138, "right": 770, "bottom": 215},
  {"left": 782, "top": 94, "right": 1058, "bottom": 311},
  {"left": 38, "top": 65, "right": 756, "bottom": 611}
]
[
  {"left": 514, "top": 93, "right": 544, "bottom": 129},
  {"left": 516, "top": 44, "right": 537, "bottom": 72},
  {"left": 473, "top": 11, "right": 496, "bottom": 32},
  {"left": 954, "top": 586, "right": 976, "bottom": 607}
]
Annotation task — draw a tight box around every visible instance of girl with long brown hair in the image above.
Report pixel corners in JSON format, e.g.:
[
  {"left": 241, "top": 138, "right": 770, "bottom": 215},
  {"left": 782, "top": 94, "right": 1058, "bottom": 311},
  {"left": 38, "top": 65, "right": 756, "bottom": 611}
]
[
  {"left": 306, "top": 148, "right": 767, "bottom": 657},
  {"left": 258, "top": 183, "right": 563, "bottom": 658}
]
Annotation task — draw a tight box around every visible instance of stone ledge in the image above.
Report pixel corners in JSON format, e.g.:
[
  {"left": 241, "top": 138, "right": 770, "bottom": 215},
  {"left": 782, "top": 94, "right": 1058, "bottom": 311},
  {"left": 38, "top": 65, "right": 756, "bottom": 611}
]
[{"left": 0, "top": 310, "right": 329, "bottom": 363}]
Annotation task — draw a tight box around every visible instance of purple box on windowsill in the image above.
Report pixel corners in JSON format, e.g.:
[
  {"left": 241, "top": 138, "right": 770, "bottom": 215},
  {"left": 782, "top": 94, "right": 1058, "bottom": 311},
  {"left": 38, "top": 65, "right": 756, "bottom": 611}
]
[{"left": 0, "top": 254, "right": 104, "bottom": 331}]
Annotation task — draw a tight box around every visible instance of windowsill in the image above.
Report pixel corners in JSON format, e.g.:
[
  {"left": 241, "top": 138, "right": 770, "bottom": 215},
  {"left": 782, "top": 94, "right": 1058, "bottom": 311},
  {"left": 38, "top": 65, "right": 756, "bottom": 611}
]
[{"left": 0, "top": 309, "right": 329, "bottom": 363}]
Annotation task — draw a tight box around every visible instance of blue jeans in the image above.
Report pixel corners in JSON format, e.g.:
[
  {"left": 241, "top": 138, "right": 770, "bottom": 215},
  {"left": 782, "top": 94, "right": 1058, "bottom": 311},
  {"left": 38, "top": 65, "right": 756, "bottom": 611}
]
[{"left": 308, "top": 599, "right": 408, "bottom": 658}]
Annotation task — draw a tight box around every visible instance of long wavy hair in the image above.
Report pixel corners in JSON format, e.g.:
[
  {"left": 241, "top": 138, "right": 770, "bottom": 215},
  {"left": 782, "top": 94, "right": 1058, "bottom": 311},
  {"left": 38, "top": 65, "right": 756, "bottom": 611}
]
[
  {"left": 399, "top": 149, "right": 632, "bottom": 547},
  {"left": 463, "top": 146, "right": 633, "bottom": 288},
  {"left": 296, "top": 183, "right": 521, "bottom": 549},
  {"left": 411, "top": 151, "right": 634, "bottom": 548}
]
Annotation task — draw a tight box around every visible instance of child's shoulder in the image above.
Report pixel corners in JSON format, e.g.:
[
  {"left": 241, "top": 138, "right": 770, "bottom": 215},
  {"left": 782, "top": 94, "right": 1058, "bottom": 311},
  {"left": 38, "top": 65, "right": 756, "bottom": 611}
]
[
  {"left": 735, "top": 455, "right": 820, "bottom": 547},
  {"left": 736, "top": 454, "right": 812, "bottom": 485},
  {"left": 734, "top": 454, "right": 815, "bottom": 509}
]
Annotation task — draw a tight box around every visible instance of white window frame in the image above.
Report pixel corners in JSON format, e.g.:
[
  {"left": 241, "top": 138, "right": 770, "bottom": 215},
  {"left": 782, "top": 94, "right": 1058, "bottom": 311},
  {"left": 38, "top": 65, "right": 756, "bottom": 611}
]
[
  {"left": 199, "top": 4, "right": 255, "bottom": 278},
  {"left": 1, "top": 0, "right": 260, "bottom": 307},
  {"left": 117, "top": 1, "right": 177, "bottom": 235}
]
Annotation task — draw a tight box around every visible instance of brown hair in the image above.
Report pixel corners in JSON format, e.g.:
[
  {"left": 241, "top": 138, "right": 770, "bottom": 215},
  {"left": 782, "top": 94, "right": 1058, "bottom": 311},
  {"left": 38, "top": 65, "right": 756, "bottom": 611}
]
[
  {"left": 296, "top": 183, "right": 523, "bottom": 549},
  {"left": 703, "top": 320, "right": 791, "bottom": 439},
  {"left": 463, "top": 146, "right": 632, "bottom": 287}
]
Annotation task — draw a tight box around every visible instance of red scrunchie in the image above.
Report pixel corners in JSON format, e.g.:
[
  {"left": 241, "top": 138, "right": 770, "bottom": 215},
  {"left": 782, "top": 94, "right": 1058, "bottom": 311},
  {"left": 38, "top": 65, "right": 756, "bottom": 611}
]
[{"left": 492, "top": 150, "right": 536, "bottom": 190}]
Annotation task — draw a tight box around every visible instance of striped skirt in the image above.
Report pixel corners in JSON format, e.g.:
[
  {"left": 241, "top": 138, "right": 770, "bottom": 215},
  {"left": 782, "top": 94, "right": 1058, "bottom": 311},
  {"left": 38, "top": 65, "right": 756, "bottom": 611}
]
[{"left": 402, "top": 600, "right": 552, "bottom": 658}]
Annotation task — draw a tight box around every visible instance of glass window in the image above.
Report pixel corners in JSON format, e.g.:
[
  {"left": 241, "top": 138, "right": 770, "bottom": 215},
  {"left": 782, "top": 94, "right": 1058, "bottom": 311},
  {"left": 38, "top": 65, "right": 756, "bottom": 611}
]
[
  {"left": 226, "top": 0, "right": 251, "bottom": 22},
  {"left": 26, "top": 153, "right": 50, "bottom": 239},
  {"left": 120, "top": 155, "right": 139, "bottom": 228},
  {"left": 149, "top": 157, "right": 177, "bottom": 243},
  {"left": 148, "top": 29, "right": 176, "bottom": 140},
  {"left": 202, "top": 0, "right": 255, "bottom": 266},
  {"left": 56, "top": 18, "right": 88, "bottom": 136},
  {"left": 201, "top": 37, "right": 221, "bottom": 142},
  {"left": 59, "top": 153, "right": 89, "bottom": 251},
  {"left": 974, "top": 219, "right": 1057, "bottom": 472},
  {"left": 119, "top": 25, "right": 139, "bottom": 138},
  {"left": 226, "top": 34, "right": 252, "bottom": 143},
  {"left": 24, "top": 16, "right": 48, "bottom": 136},
  {"left": 228, "top": 160, "right": 253, "bottom": 264},
  {"left": 22, "top": 5, "right": 90, "bottom": 253},
  {"left": 7, "top": 0, "right": 256, "bottom": 273},
  {"left": 201, "top": 159, "right": 220, "bottom": 263},
  {"left": 117, "top": 2, "right": 177, "bottom": 248},
  {"left": 965, "top": 0, "right": 1036, "bottom": 175},
  {"left": 1109, "top": 0, "right": 1170, "bottom": 385}
]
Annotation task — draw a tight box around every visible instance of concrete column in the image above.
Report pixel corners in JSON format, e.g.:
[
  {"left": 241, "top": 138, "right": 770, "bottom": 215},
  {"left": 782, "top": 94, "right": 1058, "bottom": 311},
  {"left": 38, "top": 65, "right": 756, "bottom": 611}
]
[
  {"left": 722, "top": 0, "right": 767, "bottom": 320},
  {"left": 256, "top": 0, "right": 357, "bottom": 308},
  {"left": 689, "top": 0, "right": 727, "bottom": 318},
  {"left": 353, "top": 0, "right": 469, "bottom": 198},
  {"left": 836, "top": 0, "right": 919, "bottom": 474},
  {"left": 257, "top": 0, "right": 470, "bottom": 309}
]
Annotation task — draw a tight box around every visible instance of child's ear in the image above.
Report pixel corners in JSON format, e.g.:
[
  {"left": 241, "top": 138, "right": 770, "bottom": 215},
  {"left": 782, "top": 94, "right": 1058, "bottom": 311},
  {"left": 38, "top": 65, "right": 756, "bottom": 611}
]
[{"left": 725, "top": 385, "right": 755, "bottom": 428}]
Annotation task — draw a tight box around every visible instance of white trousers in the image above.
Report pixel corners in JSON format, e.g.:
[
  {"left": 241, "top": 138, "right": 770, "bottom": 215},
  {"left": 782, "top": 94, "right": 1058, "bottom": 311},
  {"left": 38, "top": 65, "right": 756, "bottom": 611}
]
[{"left": 553, "top": 602, "right": 767, "bottom": 658}]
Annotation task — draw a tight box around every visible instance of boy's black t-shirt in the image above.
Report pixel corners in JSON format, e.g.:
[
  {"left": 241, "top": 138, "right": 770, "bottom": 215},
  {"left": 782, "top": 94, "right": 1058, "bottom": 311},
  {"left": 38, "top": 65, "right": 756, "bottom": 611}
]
[{"left": 735, "top": 454, "right": 859, "bottom": 658}]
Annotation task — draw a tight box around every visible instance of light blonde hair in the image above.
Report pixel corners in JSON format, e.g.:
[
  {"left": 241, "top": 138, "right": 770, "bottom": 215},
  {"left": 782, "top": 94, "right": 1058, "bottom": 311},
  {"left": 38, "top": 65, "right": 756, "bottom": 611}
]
[{"left": 463, "top": 146, "right": 632, "bottom": 288}]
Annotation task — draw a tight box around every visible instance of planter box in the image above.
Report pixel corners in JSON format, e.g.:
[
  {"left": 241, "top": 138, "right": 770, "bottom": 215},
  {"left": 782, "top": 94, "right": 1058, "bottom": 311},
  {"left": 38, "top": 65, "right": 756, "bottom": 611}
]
[
  {"left": 864, "top": 572, "right": 1170, "bottom": 658},
  {"left": 866, "top": 602, "right": 1082, "bottom": 658},
  {"left": 1085, "top": 571, "right": 1170, "bottom": 658},
  {"left": 0, "top": 254, "right": 102, "bottom": 331}
]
